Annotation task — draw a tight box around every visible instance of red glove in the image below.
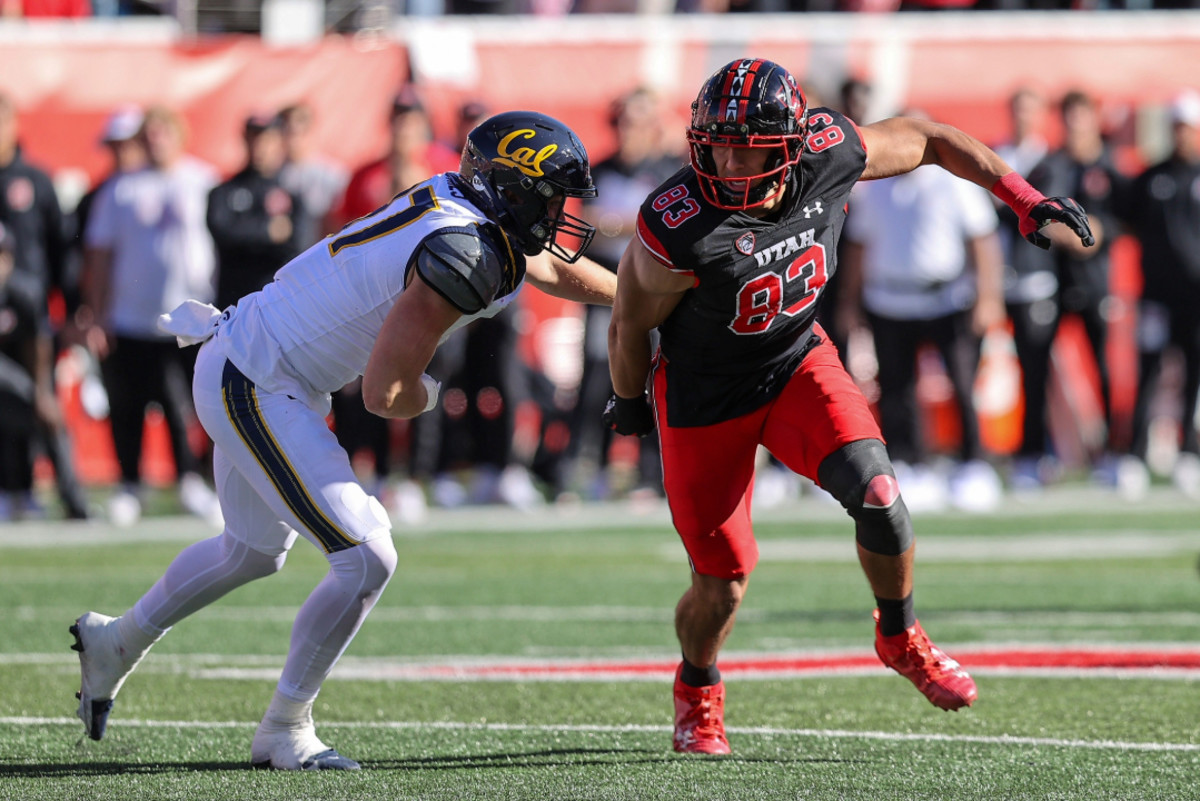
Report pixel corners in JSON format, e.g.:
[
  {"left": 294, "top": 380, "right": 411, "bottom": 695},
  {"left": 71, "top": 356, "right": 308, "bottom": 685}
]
[{"left": 991, "top": 172, "right": 1095, "bottom": 250}]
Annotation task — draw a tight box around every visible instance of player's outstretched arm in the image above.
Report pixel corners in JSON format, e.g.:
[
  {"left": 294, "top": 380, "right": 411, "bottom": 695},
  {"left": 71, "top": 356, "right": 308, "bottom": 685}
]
[
  {"left": 525, "top": 251, "right": 618, "bottom": 306},
  {"left": 362, "top": 274, "right": 461, "bottom": 420},
  {"left": 860, "top": 117, "right": 1095, "bottom": 250}
]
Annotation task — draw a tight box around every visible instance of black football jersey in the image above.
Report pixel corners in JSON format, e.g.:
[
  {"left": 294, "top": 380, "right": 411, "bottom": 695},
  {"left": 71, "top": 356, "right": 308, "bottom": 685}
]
[{"left": 635, "top": 108, "right": 866, "bottom": 427}]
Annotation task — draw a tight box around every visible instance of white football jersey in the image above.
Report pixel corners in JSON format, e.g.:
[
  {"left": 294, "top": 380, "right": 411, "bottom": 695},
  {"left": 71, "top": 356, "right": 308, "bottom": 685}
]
[{"left": 217, "top": 173, "right": 521, "bottom": 405}]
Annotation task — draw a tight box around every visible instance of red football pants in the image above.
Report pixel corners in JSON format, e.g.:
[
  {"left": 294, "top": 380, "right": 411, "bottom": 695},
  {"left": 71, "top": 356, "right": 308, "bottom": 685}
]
[{"left": 653, "top": 331, "right": 882, "bottom": 580}]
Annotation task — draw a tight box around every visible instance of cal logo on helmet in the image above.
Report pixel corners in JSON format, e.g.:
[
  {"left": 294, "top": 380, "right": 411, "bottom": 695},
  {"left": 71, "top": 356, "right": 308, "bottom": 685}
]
[{"left": 494, "top": 129, "right": 558, "bottom": 178}]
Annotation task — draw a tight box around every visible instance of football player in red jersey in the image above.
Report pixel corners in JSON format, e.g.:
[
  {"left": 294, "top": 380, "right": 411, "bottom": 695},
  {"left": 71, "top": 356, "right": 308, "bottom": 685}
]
[{"left": 605, "top": 58, "right": 1094, "bottom": 755}]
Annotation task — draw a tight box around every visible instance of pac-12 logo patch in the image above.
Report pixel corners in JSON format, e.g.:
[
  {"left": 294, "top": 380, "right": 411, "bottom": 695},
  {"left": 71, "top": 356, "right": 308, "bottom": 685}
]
[{"left": 735, "top": 232, "right": 756, "bottom": 255}]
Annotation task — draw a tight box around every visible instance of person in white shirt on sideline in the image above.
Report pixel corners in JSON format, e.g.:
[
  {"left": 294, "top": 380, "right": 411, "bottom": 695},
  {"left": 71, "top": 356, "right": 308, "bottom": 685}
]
[
  {"left": 81, "top": 105, "right": 223, "bottom": 528},
  {"left": 838, "top": 112, "right": 1007, "bottom": 513}
]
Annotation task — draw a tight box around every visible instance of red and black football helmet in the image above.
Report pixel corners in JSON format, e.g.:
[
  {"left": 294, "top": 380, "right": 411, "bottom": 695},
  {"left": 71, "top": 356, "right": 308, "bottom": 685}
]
[
  {"left": 687, "top": 58, "right": 808, "bottom": 211},
  {"left": 460, "top": 110, "right": 596, "bottom": 263}
]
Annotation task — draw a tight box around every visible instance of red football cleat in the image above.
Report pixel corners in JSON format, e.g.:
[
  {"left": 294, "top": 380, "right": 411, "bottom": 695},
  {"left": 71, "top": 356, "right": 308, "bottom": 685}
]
[
  {"left": 874, "top": 611, "right": 978, "bottom": 711},
  {"left": 672, "top": 664, "right": 731, "bottom": 754}
]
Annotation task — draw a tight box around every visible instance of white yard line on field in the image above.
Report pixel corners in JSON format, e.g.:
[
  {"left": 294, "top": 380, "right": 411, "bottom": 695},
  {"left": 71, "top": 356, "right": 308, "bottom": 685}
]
[
  {"left": 4, "top": 521, "right": 1198, "bottom": 564},
  {"left": 2, "top": 716, "right": 1197, "bottom": 753},
  {"left": 753, "top": 532, "right": 1200, "bottom": 562},
  {"left": 184, "top": 665, "right": 1200, "bottom": 682},
  {"left": 10, "top": 643, "right": 1200, "bottom": 681},
  {"left": 4, "top": 486, "right": 1199, "bottom": 549},
  {"left": 18, "top": 605, "right": 1200, "bottom": 627}
]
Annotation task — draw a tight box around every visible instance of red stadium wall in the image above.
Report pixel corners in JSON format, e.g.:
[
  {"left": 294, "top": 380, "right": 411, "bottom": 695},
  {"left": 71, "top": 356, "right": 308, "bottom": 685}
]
[
  {"left": 0, "top": 30, "right": 409, "bottom": 189},
  {"left": 5, "top": 14, "right": 1196, "bottom": 483},
  {"left": 6, "top": 16, "right": 1199, "bottom": 181}
]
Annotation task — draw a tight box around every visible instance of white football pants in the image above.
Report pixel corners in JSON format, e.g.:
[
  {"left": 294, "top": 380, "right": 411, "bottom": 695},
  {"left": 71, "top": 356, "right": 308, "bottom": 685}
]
[{"left": 129, "top": 337, "right": 398, "bottom": 703}]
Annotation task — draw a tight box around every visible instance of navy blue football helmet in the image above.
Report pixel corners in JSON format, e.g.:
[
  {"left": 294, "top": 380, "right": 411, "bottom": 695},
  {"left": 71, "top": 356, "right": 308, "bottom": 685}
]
[{"left": 460, "top": 110, "right": 596, "bottom": 263}]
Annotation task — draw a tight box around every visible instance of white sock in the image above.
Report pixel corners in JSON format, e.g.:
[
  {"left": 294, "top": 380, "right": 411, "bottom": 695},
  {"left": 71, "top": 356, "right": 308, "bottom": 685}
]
[
  {"left": 117, "top": 612, "right": 164, "bottom": 663},
  {"left": 263, "top": 690, "right": 315, "bottom": 727}
]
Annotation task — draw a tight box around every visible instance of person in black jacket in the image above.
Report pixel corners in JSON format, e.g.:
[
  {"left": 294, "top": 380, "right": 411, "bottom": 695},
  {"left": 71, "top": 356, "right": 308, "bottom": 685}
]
[
  {"left": 0, "top": 94, "right": 68, "bottom": 312},
  {"left": 0, "top": 92, "right": 89, "bottom": 519},
  {"left": 561, "top": 87, "right": 680, "bottom": 503},
  {"left": 208, "top": 113, "right": 309, "bottom": 311},
  {"left": 0, "top": 221, "right": 54, "bottom": 520},
  {"left": 1025, "top": 89, "right": 1131, "bottom": 484},
  {"left": 991, "top": 88, "right": 1059, "bottom": 490},
  {"left": 1122, "top": 91, "right": 1200, "bottom": 495}
]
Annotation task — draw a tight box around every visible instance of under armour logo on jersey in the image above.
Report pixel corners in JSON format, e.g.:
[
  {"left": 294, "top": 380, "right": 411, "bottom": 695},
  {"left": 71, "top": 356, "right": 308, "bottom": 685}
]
[{"left": 802, "top": 201, "right": 824, "bottom": 218}]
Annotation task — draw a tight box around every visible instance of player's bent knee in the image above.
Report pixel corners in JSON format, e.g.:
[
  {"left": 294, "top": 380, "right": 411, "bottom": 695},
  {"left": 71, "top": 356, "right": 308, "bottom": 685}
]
[
  {"left": 329, "top": 536, "right": 398, "bottom": 593},
  {"left": 365, "top": 536, "right": 399, "bottom": 585},
  {"left": 817, "top": 439, "right": 913, "bottom": 556}
]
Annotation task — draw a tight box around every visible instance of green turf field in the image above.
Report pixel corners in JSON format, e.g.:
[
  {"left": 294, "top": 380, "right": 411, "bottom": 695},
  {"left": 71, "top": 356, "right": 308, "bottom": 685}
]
[{"left": 2, "top": 486, "right": 1198, "bottom": 800}]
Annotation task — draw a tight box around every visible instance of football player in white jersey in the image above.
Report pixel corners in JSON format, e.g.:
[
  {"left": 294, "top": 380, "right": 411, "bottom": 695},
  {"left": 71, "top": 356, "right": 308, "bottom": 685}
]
[{"left": 69, "top": 111, "right": 617, "bottom": 771}]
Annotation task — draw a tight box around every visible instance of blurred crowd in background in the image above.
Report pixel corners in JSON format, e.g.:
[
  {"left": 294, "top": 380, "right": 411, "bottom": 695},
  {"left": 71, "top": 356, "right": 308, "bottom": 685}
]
[
  {"left": 2, "top": 0, "right": 1199, "bottom": 23},
  {"left": 1, "top": 70, "right": 1198, "bottom": 525}
]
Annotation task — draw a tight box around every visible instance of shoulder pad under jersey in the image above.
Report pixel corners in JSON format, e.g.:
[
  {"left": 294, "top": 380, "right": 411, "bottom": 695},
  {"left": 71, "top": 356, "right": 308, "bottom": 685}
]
[{"left": 411, "top": 225, "right": 506, "bottom": 315}]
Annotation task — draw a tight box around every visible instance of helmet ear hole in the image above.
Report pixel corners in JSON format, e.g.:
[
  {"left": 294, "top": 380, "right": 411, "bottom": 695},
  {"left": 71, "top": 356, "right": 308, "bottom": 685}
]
[{"left": 499, "top": 186, "right": 524, "bottom": 208}]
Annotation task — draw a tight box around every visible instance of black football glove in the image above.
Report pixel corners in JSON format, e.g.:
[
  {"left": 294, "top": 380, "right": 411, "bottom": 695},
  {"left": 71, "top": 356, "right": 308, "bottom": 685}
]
[
  {"left": 1021, "top": 196, "right": 1095, "bottom": 250},
  {"left": 603, "top": 393, "right": 655, "bottom": 437}
]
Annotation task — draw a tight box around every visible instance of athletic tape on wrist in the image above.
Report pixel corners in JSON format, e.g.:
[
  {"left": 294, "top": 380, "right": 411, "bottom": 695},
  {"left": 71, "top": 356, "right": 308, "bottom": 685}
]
[
  {"left": 419, "top": 373, "right": 441, "bottom": 414},
  {"left": 990, "top": 171, "right": 1045, "bottom": 218}
]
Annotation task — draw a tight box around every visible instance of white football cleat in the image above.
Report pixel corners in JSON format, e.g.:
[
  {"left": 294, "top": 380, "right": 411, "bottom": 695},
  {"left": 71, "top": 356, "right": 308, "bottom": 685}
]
[
  {"left": 891, "top": 461, "right": 948, "bottom": 514},
  {"left": 1172, "top": 452, "right": 1200, "bottom": 499},
  {"left": 1115, "top": 455, "right": 1150, "bottom": 501},
  {"left": 388, "top": 479, "right": 429, "bottom": 526},
  {"left": 251, "top": 717, "right": 361, "bottom": 770},
  {"left": 431, "top": 474, "right": 468, "bottom": 509},
  {"left": 751, "top": 465, "right": 797, "bottom": 511},
  {"left": 70, "top": 612, "right": 143, "bottom": 740},
  {"left": 106, "top": 488, "right": 142, "bottom": 528},
  {"left": 949, "top": 460, "right": 1003, "bottom": 513},
  {"left": 496, "top": 465, "right": 545, "bottom": 511}
]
